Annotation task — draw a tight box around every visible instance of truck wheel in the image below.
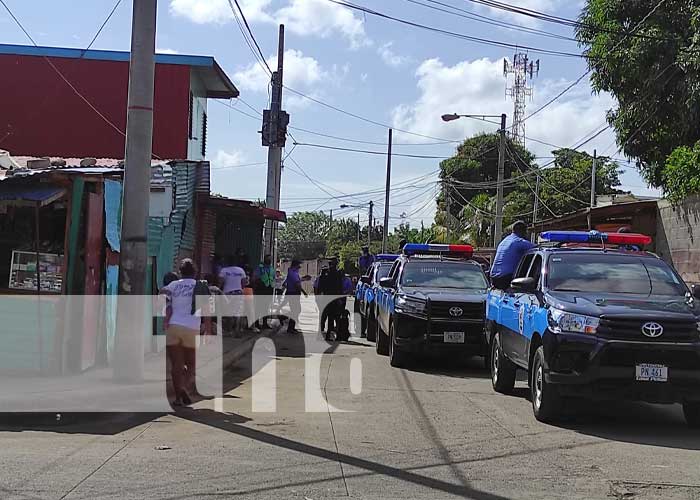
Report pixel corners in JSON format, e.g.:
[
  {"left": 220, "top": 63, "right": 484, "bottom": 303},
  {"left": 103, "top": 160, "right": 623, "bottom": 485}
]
[
  {"left": 376, "top": 323, "right": 389, "bottom": 356},
  {"left": 491, "top": 331, "right": 516, "bottom": 394},
  {"left": 366, "top": 315, "right": 377, "bottom": 342},
  {"left": 683, "top": 402, "right": 700, "bottom": 428},
  {"left": 531, "top": 346, "right": 561, "bottom": 423},
  {"left": 389, "top": 323, "right": 410, "bottom": 368},
  {"left": 360, "top": 315, "right": 368, "bottom": 338}
]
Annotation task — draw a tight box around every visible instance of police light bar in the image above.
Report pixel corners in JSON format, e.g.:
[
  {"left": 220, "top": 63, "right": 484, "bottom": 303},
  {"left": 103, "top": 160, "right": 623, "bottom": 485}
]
[
  {"left": 402, "top": 243, "right": 474, "bottom": 257},
  {"left": 540, "top": 230, "right": 651, "bottom": 246},
  {"left": 376, "top": 254, "right": 399, "bottom": 261}
]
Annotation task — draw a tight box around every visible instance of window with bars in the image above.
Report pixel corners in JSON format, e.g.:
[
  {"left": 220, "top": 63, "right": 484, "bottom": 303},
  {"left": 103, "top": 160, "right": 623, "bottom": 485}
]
[
  {"left": 201, "top": 111, "right": 207, "bottom": 158},
  {"left": 188, "top": 92, "right": 193, "bottom": 140}
]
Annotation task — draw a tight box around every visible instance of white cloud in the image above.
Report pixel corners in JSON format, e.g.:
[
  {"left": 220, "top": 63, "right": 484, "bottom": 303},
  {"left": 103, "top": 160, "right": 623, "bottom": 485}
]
[
  {"left": 391, "top": 57, "right": 616, "bottom": 157},
  {"left": 360, "top": 72, "right": 369, "bottom": 83},
  {"left": 276, "top": 0, "right": 369, "bottom": 48},
  {"left": 169, "top": 0, "right": 272, "bottom": 24},
  {"left": 156, "top": 48, "right": 179, "bottom": 54},
  {"left": 377, "top": 42, "right": 410, "bottom": 68},
  {"left": 169, "top": 0, "right": 367, "bottom": 47},
  {"left": 212, "top": 149, "right": 247, "bottom": 168},
  {"left": 235, "top": 49, "right": 326, "bottom": 92}
]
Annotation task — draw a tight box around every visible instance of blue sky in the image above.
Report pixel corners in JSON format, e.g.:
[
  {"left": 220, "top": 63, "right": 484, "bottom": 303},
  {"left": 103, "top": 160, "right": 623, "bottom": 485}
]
[{"left": 0, "top": 0, "right": 659, "bottom": 226}]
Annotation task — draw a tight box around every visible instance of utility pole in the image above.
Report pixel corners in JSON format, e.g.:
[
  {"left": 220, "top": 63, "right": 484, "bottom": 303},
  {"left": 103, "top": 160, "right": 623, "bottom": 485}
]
[
  {"left": 114, "top": 0, "right": 157, "bottom": 382},
  {"left": 382, "top": 128, "right": 393, "bottom": 253},
  {"left": 329, "top": 209, "right": 333, "bottom": 231},
  {"left": 445, "top": 181, "right": 451, "bottom": 243},
  {"left": 590, "top": 149, "right": 597, "bottom": 208},
  {"left": 494, "top": 113, "right": 507, "bottom": 246},
  {"left": 357, "top": 213, "right": 360, "bottom": 243},
  {"left": 421, "top": 220, "right": 425, "bottom": 242},
  {"left": 263, "top": 25, "right": 289, "bottom": 262},
  {"left": 532, "top": 173, "right": 540, "bottom": 243},
  {"left": 368, "top": 201, "right": 373, "bottom": 247}
]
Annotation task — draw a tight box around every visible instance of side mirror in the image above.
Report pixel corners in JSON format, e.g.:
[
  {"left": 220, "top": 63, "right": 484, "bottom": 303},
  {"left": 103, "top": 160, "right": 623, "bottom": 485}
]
[
  {"left": 361, "top": 275, "right": 371, "bottom": 285},
  {"left": 692, "top": 284, "right": 700, "bottom": 299},
  {"left": 511, "top": 277, "right": 537, "bottom": 293},
  {"left": 379, "top": 277, "right": 396, "bottom": 289}
]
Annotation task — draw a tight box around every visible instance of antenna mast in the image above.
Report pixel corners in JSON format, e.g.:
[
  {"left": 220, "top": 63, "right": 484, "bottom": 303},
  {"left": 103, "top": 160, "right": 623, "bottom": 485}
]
[{"left": 504, "top": 52, "right": 539, "bottom": 146}]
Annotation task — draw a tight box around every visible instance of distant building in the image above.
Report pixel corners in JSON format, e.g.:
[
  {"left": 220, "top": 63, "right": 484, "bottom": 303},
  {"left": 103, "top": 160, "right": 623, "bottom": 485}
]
[{"left": 0, "top": 44, "right": 238, "bottom": 160}]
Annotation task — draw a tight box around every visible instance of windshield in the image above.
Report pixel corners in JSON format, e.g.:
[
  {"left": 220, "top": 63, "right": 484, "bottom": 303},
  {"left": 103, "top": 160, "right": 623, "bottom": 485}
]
[
  {"left": 401, "top": 261, "right": 488, "bottom": 289},
  {"left": 547, "top": 254, "right": 687, "bottom": 295}
]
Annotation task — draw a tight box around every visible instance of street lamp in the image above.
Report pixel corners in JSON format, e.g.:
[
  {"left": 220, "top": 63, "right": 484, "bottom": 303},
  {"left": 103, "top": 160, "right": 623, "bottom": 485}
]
[{"left": 441, "top": 112, "right": 508, "bottom": 246}]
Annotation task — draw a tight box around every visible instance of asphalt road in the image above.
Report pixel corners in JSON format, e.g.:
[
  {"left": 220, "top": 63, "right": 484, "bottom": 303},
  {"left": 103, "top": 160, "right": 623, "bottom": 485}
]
[{"left": 2, "top": 300, "right": 700, "bottom": 500}]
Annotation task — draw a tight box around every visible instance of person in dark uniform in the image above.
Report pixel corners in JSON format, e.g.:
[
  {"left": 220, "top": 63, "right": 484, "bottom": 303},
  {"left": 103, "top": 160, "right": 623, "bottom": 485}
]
[{"left": 318, "top": 257, "right": 344, "bottom": 341}]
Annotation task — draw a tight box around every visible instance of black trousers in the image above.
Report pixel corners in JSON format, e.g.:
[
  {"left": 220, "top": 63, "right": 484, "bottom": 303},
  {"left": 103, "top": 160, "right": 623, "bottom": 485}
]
[{"left": 491, "top": 274, "right": 513, "bottom": 290}]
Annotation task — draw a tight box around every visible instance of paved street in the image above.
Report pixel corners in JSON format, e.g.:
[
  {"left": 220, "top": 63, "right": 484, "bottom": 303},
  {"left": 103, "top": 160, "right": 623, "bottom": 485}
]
[{"left": 2, "top": 300, "right": 699, "bottom": 500}]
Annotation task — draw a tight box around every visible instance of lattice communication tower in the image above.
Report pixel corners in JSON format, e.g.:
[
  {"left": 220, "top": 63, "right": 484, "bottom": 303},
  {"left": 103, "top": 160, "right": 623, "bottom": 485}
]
[{"left": 504, "top": 53, "right": 539, "bottom": 146}]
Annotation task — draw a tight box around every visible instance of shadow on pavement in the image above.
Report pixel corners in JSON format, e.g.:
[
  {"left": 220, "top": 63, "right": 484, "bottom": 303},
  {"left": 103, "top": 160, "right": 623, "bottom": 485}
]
[
  {"left": 406, "top": 355, "right": 491, "bottom": 380},
  {"left": 556, "top": 399, "right": 700, "bottom": 450},
  {"left": 180, "top": 409, "right": 514, "bottom": 500},
  {"left": 0, "top": 412, "right": 164, "bottom": 434}
]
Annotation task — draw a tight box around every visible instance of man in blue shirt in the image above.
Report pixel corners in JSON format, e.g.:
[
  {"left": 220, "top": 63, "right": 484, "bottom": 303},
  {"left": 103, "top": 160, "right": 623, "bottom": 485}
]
[
  {"left": 490, "top": 221, "right": 536, "bottom": 290},
  {"left": 358, "top": 247, "right": 375, "bottom": 275}
]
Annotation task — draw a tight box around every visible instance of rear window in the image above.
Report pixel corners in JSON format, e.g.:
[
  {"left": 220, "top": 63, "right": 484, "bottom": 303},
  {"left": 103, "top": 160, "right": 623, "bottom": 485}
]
[
  {"left": 547, "top": 254, "right": 687, "bottom": 295},
  {"left": 375, "top": 265, "right": 391, "bottom": 282}
]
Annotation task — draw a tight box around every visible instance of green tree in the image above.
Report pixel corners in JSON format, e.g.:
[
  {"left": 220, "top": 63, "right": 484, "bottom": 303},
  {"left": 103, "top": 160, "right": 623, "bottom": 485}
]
[
  {"left": 576, "top": 0, "right": 700, "bottom": 187},
  {"left": 278, "top": 211, "right": 329, "bottom": 260},
  {"left": 662, "top": 141, "right": 700, "bottom": 202},
  {"left": 506, "top": 148, "right": 624, "bottom": 221}
]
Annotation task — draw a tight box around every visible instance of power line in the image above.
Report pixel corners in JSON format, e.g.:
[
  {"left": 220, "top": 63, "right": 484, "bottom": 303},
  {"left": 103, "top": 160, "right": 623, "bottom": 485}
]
[
  {"left": 463, "top": 0, "right": 679, "bottom": 42},
  {"left": 83, "top": 0, "right": 124, "bottom": 54},
  {"left": 292, "top": 141, "right": 452, "bottom": 159},
  {"left": 327, "top": 0, "right": 584, "bottom": 58},
  {"left": 520, "top": 0, "right": 671, "bottom": 124},
  {"left": 405, "top": 0, "right": 578, "bottom": 42},
  {"left": 227, "top": 0, "right": 272, "bottom": 76}
]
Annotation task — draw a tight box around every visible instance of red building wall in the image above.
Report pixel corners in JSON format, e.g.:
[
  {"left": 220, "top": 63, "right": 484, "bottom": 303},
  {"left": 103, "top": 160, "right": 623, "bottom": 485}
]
[{"left": 0, "top": 55, "right": 190, "bottom": 159}]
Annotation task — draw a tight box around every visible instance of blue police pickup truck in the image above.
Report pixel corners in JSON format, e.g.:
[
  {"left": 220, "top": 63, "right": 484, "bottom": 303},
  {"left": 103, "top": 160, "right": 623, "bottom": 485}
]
[
  {"left": 374, "top": 244, "right": 489, "bottom": 368},
  {"left": 485, "top": 230, "right": 700, "bottom": 426},
  {"left": 355, "top": 254, "right": 398, "bottom": 341}
]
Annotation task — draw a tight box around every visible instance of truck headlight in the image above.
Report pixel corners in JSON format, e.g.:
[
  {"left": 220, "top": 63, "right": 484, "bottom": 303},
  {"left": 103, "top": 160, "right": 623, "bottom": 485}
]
[
  {"left": 396, "top": 296, "right": 426, "bottom": 314},
  {"left": 548, "top": 308, "right": 599, "bottom": 335}
]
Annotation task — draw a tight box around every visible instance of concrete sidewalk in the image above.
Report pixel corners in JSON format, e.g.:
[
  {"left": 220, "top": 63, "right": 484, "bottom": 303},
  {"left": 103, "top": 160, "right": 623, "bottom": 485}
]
[{"left": 0, "top": 329, "right": 278, "bottom": 414}]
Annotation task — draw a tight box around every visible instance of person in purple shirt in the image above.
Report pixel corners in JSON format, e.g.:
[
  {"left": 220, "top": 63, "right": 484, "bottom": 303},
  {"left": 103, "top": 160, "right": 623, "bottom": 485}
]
[
  {"left": 490, "top": 220, "right": 536, "bottom": 290},
  {"left": 284, "top": 259, "right": 308, "bottom": 334},
  {"left": 358, "top": 247, "right": 375, "bottom": 275}
]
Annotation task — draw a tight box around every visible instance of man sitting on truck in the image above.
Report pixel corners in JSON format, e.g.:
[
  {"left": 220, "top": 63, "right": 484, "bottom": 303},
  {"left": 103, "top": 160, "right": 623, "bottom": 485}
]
[{"left": 490, "top": 220, "right": 536, "bottom": 290}]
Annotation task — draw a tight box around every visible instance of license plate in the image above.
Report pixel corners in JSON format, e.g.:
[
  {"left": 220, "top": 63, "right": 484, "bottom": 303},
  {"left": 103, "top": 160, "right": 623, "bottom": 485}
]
[
  {"left": 443, "top": 332, "right": 465, "bottom": 343},
  {"left": 636, "top": 363, "right": 668, "bottom": 382}
]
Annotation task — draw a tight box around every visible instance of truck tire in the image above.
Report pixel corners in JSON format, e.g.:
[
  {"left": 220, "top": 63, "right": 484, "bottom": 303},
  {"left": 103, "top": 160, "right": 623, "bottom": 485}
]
[
  {"left": 531, "top": 346, "right": 561, "bottom": 423},
  {"left": 376, "top": 322, "right": 389, "bottom": 356},
  {"left": 683, "top": 402, "right": 700, "bottom": 428},
  {"left": 366, "top": 314, "right": 377, "bottom": 342},
  {"left": 389, "top": 322, "right": 411, "bottom": 368},
  {"left": 490, "top": 331, "right": 516, "bottom": 394}
]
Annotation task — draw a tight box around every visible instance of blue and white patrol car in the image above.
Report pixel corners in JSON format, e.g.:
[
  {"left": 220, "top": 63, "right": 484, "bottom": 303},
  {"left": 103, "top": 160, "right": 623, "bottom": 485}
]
[
  {"left": 374, "top": 244, "right": 489, "bottom": 368},
  {"left": 485, "top": 230, "right": 700, "bottom": 426},
  {"left": 355, "top": 254, "right": 398, "bottom": 341}
]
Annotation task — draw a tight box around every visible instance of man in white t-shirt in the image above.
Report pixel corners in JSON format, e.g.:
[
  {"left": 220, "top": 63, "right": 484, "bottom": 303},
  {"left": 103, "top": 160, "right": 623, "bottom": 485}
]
[{"left": 218, "top": 256, "right": 248, "bottom": 334}]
